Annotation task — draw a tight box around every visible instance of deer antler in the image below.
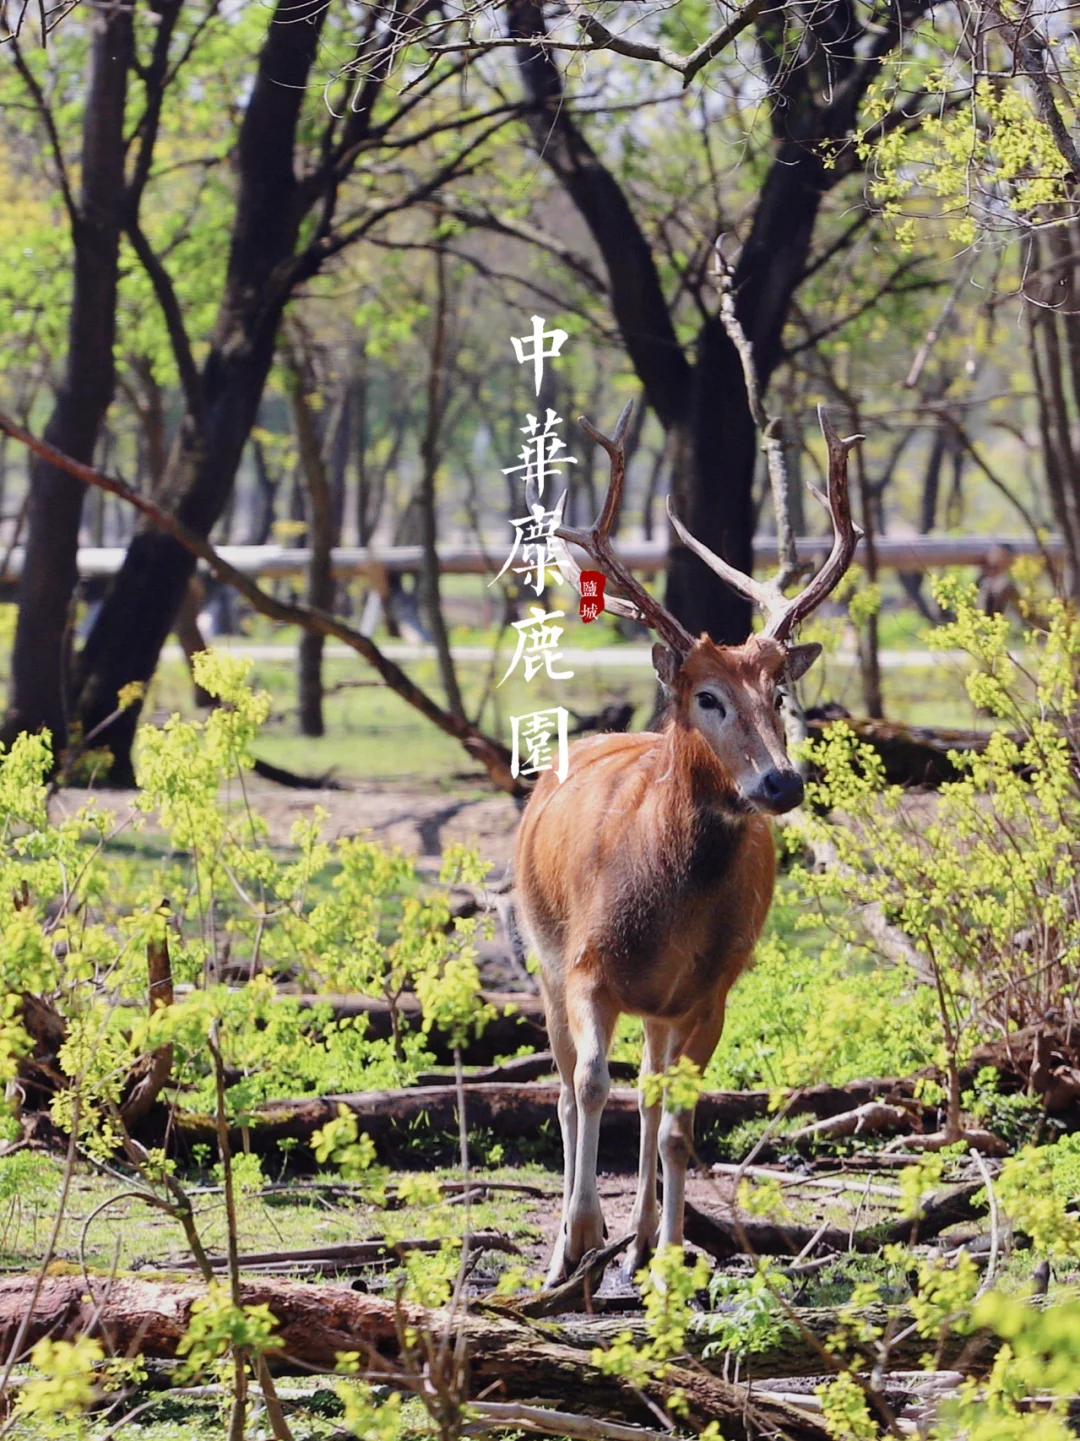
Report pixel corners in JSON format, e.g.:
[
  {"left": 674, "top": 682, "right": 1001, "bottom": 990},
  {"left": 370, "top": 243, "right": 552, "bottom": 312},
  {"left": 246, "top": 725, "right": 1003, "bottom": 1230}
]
[
  {"left": 549, "top": 401, "right": 695, "bottom": 657},
  {"left": 667, "top": 405, "right": 863, "bottom": 643}
]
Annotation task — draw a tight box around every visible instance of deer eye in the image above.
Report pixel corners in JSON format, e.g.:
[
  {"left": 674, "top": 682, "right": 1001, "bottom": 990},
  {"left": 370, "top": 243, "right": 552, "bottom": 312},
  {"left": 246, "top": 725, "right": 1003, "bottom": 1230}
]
[
  {"left": 697, "top": 691, "right": 725, "bottom": 716},
  {"left": 775, "top": 693, "right": 785, "bottom": 711}
]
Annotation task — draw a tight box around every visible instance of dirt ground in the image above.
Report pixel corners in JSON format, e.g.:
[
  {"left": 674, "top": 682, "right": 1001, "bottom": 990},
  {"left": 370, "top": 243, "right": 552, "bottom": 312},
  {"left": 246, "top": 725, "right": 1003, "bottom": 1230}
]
[{"left": 52, "top": 778, "right": 524, "bottom": 868}]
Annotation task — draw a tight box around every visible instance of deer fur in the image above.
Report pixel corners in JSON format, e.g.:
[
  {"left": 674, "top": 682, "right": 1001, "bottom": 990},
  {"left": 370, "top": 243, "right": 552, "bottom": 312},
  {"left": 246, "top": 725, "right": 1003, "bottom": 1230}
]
[
  {"left": 515, "top": 634, "right": 821, "bottom": 1283},
  {"left": 512, "top": 399, "right": 860, "bottom": 1287}
]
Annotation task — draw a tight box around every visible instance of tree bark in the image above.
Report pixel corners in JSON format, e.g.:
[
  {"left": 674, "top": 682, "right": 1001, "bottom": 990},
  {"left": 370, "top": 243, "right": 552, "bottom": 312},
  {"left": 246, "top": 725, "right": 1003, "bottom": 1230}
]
[
  {"left": 417, "top": 247, "right": 467, "bottom": 721},
  {"left": 68, "top": 0, "right": 332, "bottom": 782},
  {"left": 3, "top": 3, "right": 133, "bottom": 751}
]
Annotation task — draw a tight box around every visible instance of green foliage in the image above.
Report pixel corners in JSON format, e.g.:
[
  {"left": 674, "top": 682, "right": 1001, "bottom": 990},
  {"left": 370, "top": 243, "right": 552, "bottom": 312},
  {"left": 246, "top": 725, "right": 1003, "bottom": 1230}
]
[
  {"left": 704, "top": 925, "right": 937, "bottom": 1093},
  {"left": 175, "top": 1284, "right": 281, "bottom": 1380},
  {"left": 0, "top": 650, "right": 495, "bottom": 1163},
  {"left": 13, "top": 1337, "right": 106, "bottom": 1438},
  {"left": 789, "top": 582, "right": 1080, "bottom": 1108},
  {"left": 855, "top": 60, "right": 1070, "bottom": 243},
  {"left": 311, "top": 1105, "right": 379, "bottom": 1182},
  {"left": 701, "top": 1262, "right": 798, "bottom": 1360},
  {"left": 641, "top": 1056, "right": 705, "bottom": 1113}
]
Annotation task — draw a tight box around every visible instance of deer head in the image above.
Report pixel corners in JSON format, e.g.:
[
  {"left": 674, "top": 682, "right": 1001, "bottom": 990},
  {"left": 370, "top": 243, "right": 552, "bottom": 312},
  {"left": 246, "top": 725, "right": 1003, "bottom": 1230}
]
[{"left": 546, "top": 402, "right": 862, "bottom": 815}]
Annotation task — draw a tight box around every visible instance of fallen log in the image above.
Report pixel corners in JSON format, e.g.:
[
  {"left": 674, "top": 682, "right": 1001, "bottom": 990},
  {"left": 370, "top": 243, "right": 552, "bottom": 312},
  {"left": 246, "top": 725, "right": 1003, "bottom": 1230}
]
[
  {"left": 805, "top": 713, "right": 995, "bottom": 789},
  {"left": 0, "top": 1274, "right": 829, "bottom": 1440},
  {"left": 684, "top": 1181, "right": 987, "bottom": 1262},
  {"left": 169, "top": 1077, "right": 915, "bottom": 1163},
  {"left": 556, "top": 1302, "right": 998, "bottom": 1382},
  {"left": 413, "top": 1051, "right": 638, "bottom": 1088}
]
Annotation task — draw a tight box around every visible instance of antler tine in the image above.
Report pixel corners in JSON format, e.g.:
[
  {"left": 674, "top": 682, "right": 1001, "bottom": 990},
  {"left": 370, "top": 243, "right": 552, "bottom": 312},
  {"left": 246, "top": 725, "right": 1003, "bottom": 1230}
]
[
  {"left": 762, "top": 405, "right": 864, "bottom": 642},
  {"left": 665, "top": 496, "right": 783, "bottom": 619},
  {"left": 577, "top": 398, "right": 634, "bottom": 540},
  {"left": 554, "top": 403, "right": 695, "bottom": 656}
]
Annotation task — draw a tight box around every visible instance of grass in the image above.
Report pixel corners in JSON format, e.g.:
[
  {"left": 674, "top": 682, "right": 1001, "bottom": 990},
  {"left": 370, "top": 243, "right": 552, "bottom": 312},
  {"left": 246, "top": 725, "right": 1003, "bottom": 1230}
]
[{"left": 0, "top": 1151, "right": 548, "bottom": 1279}]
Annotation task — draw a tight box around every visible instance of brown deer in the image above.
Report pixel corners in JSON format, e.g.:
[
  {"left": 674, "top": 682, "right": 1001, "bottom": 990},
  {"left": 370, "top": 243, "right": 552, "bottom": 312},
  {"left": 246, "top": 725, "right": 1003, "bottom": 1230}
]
[{"left": 514, "top": 403, "right": 860, "bottom": 1285}]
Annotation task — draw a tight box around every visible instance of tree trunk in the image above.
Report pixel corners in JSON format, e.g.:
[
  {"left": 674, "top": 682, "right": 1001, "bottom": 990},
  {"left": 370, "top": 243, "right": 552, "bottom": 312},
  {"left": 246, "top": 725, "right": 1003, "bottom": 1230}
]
[
  {"left": 288, "top": 354, "right": 335, "bottom": 738},
  {"left": 68, "top": 0, "right": 331, "bottom": 783},
  {"left": 3, "top": 1, "right": 133, "bottom": 753}
]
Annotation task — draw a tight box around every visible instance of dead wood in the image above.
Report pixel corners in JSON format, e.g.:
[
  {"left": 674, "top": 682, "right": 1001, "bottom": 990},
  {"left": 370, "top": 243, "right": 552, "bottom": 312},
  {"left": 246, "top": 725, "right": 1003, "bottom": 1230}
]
[
  {"left": 163, "top": 1231, "right": 519, "bottom": 1275},
  {"left": 0, "top": 1274, "right": 830, "bottom": 1439},
  {"left": 414, "top": 1052, "right": 639, "bottom": 1088},
  {"left": 556, "top": 1302, "right": 1000, "bottom": 1382},
  {"left": 251, "top": 758, "right": 348, "bottom": 790},
  {"left": 683, "top": 1180, "right": 987, "bottom": 1262},
  {"left": 805, "top": 713, "right": 997, "bottom": 788},
  {"left": 167, "top": 1078, "right": 914, "bottom": 1162},
  {"left": 785, "top": 1103, "right": 912, "bottom": 1143},
  {"left": 120, "top": 928, "right": 175, "bottom": 1128},
  {"left": 507, "top": 1234, "right": 633, "bottom": 1319}
]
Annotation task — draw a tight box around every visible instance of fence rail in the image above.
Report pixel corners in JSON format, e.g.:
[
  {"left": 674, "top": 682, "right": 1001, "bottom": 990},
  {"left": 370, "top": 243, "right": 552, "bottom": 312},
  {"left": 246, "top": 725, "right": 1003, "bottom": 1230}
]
[{"left": 0, "top": 533, "right": 1052, "bottom": 582}]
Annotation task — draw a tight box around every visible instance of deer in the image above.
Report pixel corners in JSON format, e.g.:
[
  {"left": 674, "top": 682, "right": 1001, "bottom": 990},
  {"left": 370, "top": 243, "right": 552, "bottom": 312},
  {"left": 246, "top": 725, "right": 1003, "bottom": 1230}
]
[{"left": 514, "top": 402, "right": 860, "bottom": 1287}]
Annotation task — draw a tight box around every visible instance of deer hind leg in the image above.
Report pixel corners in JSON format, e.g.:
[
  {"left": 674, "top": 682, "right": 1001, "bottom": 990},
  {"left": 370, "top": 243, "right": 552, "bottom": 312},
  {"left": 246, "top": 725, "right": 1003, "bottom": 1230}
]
[
  {"left": 626, "top": 1018, "right": 667, "bottom": 1278},
  {"left": 541, "top": 973, "right": 579, "bottom": 1288},
  {"left": 657, "top": 997, "right": 729, "bottom": 1255},
  {"left": 563, "top": 965, "right": 617, "bottom": 1273}
]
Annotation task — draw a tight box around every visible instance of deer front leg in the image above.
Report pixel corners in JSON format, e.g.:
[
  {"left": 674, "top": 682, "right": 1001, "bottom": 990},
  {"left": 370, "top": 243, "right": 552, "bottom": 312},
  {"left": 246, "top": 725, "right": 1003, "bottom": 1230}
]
[
  {"left": 542, "top": 976, "right": 578, "bottom": 1288},
  {"left": 658, "top": 1000, "right": 728, "bottom": 1256},
  {"left": 564, "top": 970, "right": 616, "bottom": 1270}
]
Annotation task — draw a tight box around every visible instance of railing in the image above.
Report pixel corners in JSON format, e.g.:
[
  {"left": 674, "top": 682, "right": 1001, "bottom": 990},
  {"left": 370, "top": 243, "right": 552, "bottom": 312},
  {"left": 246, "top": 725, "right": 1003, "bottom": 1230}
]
[{"left": 0, "top": 533, "right": 1052, "bottom": 581}]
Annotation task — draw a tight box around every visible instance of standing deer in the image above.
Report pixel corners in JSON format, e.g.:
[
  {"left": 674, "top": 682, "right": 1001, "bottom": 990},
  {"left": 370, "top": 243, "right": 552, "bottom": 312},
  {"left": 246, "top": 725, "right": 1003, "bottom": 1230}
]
[{"left": 514, "top": 403, "right": 860, "bottom": 1286}]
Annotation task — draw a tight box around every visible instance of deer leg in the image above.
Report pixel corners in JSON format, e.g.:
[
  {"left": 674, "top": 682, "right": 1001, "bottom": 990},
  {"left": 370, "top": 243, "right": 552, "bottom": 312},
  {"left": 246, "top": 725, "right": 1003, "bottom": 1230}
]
[
  {"left": 658, "top": 1000, "right": 728, "bottom": 1255},
  {"left": 564, "top": 970, "right": 616, "bottom": 1270},
  {"left": 541, "top": 974, "right": 579, "bottom": 1289},
  {"left": 626, "top": 1019, "right": 666, "bottom": 1278}
]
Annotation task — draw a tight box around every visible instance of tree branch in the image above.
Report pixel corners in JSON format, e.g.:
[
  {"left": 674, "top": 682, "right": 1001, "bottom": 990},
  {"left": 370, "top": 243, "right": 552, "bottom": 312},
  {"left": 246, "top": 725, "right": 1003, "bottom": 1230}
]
[
  {"left": 0, "top": 409, "right": 522, "bottom": 796},
  {"left": 125, "top": 218, "right": 204, "bottom": 425},
  {"left": 9, "top": 35, "right": 77, "bottom": 229}
]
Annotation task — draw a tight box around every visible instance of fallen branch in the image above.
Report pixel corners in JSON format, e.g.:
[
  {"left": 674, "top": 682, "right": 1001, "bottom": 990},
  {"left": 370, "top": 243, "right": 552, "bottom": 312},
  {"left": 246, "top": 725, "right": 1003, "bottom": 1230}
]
[
  {"left": 467, "top": 1400, "right": 672, "bottom": 1441},
  {"left": 163, "top": 1232, "right": 518, "bottom": 1275},
  {"left": 0, "top": 1274, "right": 831, "bottom": 1439},
  {"left": 683, "top": 1180, "right": 988, "bottom": 1262},
  {"left": 785, "top": 1102, "right": 912, "bottom": 1144},
  {"left": 507, "top": 1234, "right": 633, "bottom": 1320}
]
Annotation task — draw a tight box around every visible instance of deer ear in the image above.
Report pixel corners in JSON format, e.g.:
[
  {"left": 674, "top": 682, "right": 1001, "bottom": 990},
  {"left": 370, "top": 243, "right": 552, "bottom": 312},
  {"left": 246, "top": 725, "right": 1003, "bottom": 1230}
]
[
  {"left": 784, "top": 642, "right": 822, "bottom": 683},
  {"left": 652, "top": 643, "right": 681, "bottom": 692}
]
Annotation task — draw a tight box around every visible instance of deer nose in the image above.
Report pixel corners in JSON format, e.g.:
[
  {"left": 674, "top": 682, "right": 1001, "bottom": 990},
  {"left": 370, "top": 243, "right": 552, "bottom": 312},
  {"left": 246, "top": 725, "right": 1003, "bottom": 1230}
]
[{"left": 753, "top": 769, "right": 804, "bottom": 814}]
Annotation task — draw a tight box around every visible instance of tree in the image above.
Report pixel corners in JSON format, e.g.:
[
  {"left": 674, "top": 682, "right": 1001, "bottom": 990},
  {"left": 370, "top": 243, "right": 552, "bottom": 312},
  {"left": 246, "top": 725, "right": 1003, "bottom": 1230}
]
[
  {"left": 502, "top": 0, "right": 932, "bottom": 644},
  {"left": 2, "top": 3, "right": 133, "bottom": 748},
  {"left": 5, "top": 0, "right": 522, "bottom": 781}
]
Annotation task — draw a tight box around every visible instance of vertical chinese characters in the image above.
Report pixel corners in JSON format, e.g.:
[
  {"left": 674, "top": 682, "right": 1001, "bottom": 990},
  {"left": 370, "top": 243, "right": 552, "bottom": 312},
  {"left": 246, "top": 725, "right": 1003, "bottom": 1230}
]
[{"left": 500, "top": 318, "right": 577, "bottom": 783}]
